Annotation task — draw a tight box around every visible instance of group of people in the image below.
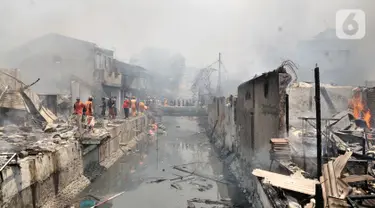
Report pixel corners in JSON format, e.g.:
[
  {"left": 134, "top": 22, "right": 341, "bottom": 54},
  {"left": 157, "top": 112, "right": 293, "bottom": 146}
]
[
  {"left": 74, "top": 95, "right": 148, "bottom": 130},
  {"left": 122, "top": 96, "right": 148, "bottom": 119},
  {"left": 73, "top": 96, "right": 94, "bottom": 131},
  {"left": 100, "top": 96, "right": 117, "bottom": 119}
]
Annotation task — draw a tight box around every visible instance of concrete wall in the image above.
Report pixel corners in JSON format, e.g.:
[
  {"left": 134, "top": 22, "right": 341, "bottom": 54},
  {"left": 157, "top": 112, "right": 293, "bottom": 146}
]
[
  {"left": 0, "top": 115, "right": 148, "bottom": 208},
  {"left": 236, "top": 70, "right": 288, "bottom": 164},
  {"left": 207, "top": 69, "right": 291, "bottom": 207},
  {"left": 1, "top": 142, "right": 82, "bottom": 208},
  {"left": 287, "top": 83, "right": 353, "bottom": 128},
  {"left": 208, "top": 97, "right": 237, "bottom": 152},
  {"left": 209, "top": 70, "right": 290, "bottom": 162},
  {"left": 70, "top": 80, "right": 94, "bottom": 107}
]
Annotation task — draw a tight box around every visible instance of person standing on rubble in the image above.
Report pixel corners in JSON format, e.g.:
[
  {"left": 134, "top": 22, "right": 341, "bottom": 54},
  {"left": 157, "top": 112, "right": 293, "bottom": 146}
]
[
  {"left": 107, "top": 97, "right": 114, "bottom": 119},
  {"left": 139, "top": 100, "right": 145, "bottom": 114},
  {"left": 113, "top": 96, "right": 117, "bottom": 119},
  {"left": 99, "top": 97, "right": 106, "bottom": 117},
  {"left": 107, "top": 97, "right": 112, "bottom": 114},
  {"left": 164, "top": 98, "right": 168, "bottom": 106},
  {"left": 123, "top": 96, "right": 130, "bottom": 119},
  {"left": 131, "top": 96, "right": 137, "bottom": 117},
  {"left": 73, "top": 97, "right": 85, "bottom": 132},
  {"left": 85, "top": 96, "right": 94, "bottom": 128}
]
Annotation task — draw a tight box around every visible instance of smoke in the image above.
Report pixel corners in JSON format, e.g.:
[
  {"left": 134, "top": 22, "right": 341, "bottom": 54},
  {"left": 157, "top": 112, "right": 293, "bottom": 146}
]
[{"left": 0, "top": 0, "right": 374, "bottom": 84}]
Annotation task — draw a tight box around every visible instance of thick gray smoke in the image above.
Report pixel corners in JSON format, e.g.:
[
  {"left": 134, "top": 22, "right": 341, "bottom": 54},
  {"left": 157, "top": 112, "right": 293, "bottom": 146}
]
[
  {"left": 0, "top": 0, "right": 374, "bottom": 87},
  {"left": 130, "top": 48, "right": 186, "bottom": 97}
]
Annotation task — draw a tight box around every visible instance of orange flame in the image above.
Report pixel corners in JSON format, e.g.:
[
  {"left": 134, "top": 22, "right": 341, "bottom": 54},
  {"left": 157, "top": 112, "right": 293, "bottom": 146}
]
[{"left": 350, "top": 91, "right": 371, "bottom": 128}]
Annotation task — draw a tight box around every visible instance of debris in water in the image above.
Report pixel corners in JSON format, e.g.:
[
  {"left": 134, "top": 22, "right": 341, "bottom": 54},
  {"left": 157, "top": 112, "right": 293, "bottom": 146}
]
[
  {"left": 173, "top": 166, "right": 231, "bottom": 184},
  {"left": 190, "top": 182, "right": 213, "bottom": 192},
  {"left": 171, "top": 183, "right": 183, "bottom": 190},
  {"left": 187, "top": 201, "right": 196, "bottom": 208},
  {"left": 147, "top": 178, "right": 168, "bottom": 184},
  {"left": 187, "top": 198, "right": 232, "bottom": 206},
  {"left": 171, "top": 176, "right": 195, "bottom": 183}
]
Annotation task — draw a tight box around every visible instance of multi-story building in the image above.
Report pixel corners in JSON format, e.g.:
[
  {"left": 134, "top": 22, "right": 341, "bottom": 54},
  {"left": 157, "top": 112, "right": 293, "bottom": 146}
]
[
  {"left": 0, "top": 33, "right": 147, "bottom": 112},
  {"left": 114, "top": 60, "right": 150, "bottom": 100}
]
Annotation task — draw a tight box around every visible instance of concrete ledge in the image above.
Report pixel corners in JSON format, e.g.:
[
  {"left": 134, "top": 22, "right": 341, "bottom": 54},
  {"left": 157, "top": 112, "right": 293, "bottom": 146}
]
[
  {"left": 0, "top": 115, "right": 149, "bottom": 208},
  {"left": 42, "top": 132, "right": 149, "bottom": 208}
]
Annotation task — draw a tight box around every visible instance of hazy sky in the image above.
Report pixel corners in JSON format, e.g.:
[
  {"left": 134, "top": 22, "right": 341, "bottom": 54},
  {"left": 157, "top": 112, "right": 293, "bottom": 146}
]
[{"left": 0, "top": 0, "right": 373, "bottom": 80}]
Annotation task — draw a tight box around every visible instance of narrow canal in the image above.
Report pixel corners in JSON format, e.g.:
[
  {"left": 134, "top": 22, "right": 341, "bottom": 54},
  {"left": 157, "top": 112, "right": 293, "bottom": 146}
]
[{"left": 77, "top": 116, "right": 249, "bottom": 208}]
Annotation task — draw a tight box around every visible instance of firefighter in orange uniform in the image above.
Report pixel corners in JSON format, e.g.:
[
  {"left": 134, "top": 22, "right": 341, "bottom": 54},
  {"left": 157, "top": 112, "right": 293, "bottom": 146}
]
[
  {"left": 139, "top": 101, "right": 145, "bottom": 114},
  {"left": 85, "top": 96, "right": 94, "bottom": 128},
  {"left": 73, "top": 97, "right": 85, "bottom": 132},
  {"left": 164, "top": 98, "right": 168, "bottom": 106},
  {"left": 131, "top": 96, "right": 137, "bottom": 117}
]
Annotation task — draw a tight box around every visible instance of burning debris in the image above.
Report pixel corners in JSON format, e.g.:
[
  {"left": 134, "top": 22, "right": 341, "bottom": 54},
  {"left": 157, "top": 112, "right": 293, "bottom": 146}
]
[
  {"left": 349, "top": 88, "right": 371, "bottom": 129},
  {"left": 249, "top": 78, "right": 375, "bottom": 207}
]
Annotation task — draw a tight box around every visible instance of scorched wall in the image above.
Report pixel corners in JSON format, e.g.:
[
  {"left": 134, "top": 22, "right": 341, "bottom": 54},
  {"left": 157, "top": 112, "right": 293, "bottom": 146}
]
[{"left": 0, "top": 116, "right": 149, "bottom": 208}]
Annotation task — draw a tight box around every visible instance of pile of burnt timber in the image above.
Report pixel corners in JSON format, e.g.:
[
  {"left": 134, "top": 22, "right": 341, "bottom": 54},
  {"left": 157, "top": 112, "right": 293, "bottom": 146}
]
[
  {"left": 320, "top": 151, "right": 352, "bottom": 207},
  {"left": 252, "top": 107, "right": 375, "bottom": 207},
  {"left": 270, "top": 138, "right": 291, "bottom": 161},
  {"left": 0, "top": 69, "right": 57, "bottom": 127},
  {"left": 320, "top": 150, "right": 375, "bottom": 207},
  {"left": 254, "top": 150, "right": 375, "bottom": 207}
]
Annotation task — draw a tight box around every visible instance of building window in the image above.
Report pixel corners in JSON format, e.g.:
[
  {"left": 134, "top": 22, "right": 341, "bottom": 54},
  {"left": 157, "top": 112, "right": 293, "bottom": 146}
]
[
  {"left": 95, "top": 53, "right": 101, "bottom": 69},
  {"left": 101, "top": 55, "right": 105, "bottom": 69},
  {"left": 264, "top": 81, "right": 269, "bottom": 98},
  {"left": 106, "top": 57, "right": 111, "bottom": 70},
  {"left": 245, "top": 91, "right": 251, "bottom": 100}
]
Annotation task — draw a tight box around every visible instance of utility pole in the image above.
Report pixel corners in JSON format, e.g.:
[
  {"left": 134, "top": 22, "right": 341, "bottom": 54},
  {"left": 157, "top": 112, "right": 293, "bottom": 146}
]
[
  {"left": 314, "top": 64, "right": 323, "bottom": 208},
  {"left": 217, "top": 53, "right": 222, "bottom": 96}
]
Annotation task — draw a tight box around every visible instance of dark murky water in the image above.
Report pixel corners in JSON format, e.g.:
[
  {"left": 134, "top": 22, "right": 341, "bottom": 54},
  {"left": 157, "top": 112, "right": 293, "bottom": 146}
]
[{"left": 78, "top": 116, "right": 248, "bottom": 208}]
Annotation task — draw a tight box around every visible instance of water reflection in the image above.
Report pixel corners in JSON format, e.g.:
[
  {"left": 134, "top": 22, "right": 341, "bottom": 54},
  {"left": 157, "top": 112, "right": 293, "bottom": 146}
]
[{"left": 78, "top": 117, "right": 248, "bottom": 207}]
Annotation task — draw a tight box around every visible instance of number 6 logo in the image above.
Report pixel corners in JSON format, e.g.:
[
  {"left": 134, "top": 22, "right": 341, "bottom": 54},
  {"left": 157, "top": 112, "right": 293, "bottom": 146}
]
[{"left": 336, "top": 9, "right": 366, "bottom": 40}]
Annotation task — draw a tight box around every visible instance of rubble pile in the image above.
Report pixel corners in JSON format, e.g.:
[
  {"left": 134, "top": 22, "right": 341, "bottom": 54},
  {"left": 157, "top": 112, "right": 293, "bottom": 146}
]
[
  {"left": 253, "top": 149, "right": 375, "bottom": 207},
  {"left": 250, "top": 82, "right": 375, "bottom": 207},
  {"left": 0, "top": 121, "right": 77, "bottom": 153},
  {"left": 0, "top": 69, "right": 119, "bottom": 171}
]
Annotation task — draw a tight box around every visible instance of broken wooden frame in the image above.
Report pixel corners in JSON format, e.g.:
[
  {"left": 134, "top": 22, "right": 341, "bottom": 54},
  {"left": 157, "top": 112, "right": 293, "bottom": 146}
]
[
  {"left": 0, "top": 153, "right": 18, "bottom": 182},
  {"left": 0, "top": 69, "right": 57, "bottom": 126}
]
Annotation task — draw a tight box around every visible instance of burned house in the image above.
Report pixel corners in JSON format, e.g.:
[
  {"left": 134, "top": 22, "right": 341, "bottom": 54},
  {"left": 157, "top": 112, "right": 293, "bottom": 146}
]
[
  {"left": 236, "top": 66, "right": 291, "bottom": 164},
  {"left": 250, "top": 82, "right": 375, "bottom": 206},
  {"left": 0, "top": 33, "right": 150, "bottom": 112},
  {"left": 114, "top": 60, "right": 150, "bottom": 99},
  {"left": 0, "top": 33, "right": 113, "bottom": 93},
  {"left": 208, "top": 60, "right": 375, "bottom": 207}
]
